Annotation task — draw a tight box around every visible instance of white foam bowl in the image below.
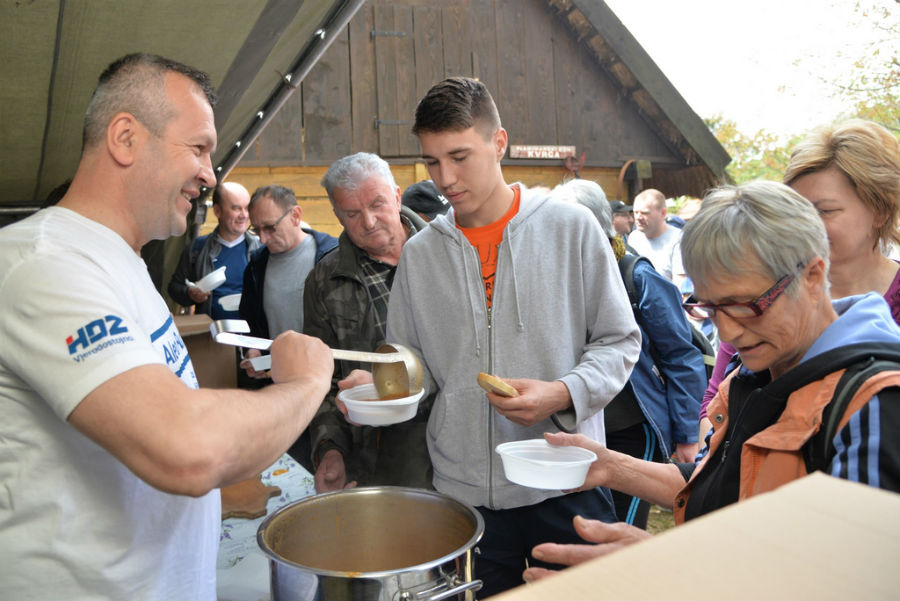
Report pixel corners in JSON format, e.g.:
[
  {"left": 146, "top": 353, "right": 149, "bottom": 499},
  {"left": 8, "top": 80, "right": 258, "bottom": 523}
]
[
  {"left": 496, "top": 439, "right": 597, "bottom": 490},
  {"left": 248, "top": 354, "right": 271, "bottom": 371},
  {"left": 337, "top": 383, "right": 425, "bottom": 426},
  {"left": 219, "top": 293, "right": 241, "bottom": 311},
  {"left": 194, "top": 266, "right": 227, "bottom": 293}
]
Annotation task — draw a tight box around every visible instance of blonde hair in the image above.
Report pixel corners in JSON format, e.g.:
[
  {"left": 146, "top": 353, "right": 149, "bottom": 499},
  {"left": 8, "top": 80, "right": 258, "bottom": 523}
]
[{"left": 784, "top": 119, "right": 900, "bottom": 251}]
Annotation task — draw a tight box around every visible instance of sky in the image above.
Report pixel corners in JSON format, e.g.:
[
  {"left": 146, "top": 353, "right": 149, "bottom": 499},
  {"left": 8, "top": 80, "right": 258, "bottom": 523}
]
[{"left": 602, "top": 0, "right": 898, "bottom": 140}]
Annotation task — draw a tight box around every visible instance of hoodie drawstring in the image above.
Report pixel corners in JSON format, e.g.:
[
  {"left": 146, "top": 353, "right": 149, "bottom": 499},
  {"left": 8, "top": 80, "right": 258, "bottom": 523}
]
[
  {"left": 503, "top": 236, "right": 525, "bottom": 332},
  {"left": 459, "top": 233, "right": 482, "bottom": 358}
]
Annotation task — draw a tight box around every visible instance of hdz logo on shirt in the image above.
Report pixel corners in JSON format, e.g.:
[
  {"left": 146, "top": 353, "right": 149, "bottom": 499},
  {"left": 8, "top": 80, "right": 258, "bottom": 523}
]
[{"left": 66, "top": 315, "right": 134, "bottom": 362}]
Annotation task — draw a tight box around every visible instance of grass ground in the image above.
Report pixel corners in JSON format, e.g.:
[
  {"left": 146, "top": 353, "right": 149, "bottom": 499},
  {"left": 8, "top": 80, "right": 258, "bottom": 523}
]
[{"left": 646, "top": 505, "right": 676, "bottom": 535}]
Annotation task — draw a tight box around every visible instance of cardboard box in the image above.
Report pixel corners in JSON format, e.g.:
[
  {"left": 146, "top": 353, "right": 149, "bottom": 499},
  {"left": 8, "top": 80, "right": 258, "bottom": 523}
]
[
  {"left": 489, "top": 473, "right": 899, "bottom": 600},
  {"left": 174, "top": 314, "right": 237, "bottom": 389}
]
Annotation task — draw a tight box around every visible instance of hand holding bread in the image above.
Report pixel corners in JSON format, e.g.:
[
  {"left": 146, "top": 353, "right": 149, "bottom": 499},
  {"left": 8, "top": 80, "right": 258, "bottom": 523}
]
[{"left": 477, "top": 372, "right": 519, "bottom": 397}]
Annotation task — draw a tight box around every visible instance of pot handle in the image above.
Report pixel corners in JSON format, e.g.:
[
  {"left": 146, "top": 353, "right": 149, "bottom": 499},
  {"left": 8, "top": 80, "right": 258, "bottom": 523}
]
[{"left": 423, "top": 579, "right": 482, "bottom": 601}]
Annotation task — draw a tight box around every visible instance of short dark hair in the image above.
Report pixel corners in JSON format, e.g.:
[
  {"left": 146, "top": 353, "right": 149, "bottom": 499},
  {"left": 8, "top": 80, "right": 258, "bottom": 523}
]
[
  {"left": 412, "top": 77, "right": 501, "bottom": 139},
  {"left": 82, "top": 53, "right": 217, "bottom": 149},
  {"left": 250, "top": 184, "right": 297, "bottom": 213}
]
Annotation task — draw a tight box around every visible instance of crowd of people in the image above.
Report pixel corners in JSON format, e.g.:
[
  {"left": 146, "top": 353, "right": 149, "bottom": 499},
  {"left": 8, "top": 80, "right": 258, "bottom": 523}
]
[{"left": 0, "top": 51, "right": 897, "bottom": 600}]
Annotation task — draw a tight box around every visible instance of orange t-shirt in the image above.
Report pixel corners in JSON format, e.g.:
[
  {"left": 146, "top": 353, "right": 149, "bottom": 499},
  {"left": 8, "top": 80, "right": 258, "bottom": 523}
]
[{"left": 457, "top": 185, "right": 521, "bottom": 307}]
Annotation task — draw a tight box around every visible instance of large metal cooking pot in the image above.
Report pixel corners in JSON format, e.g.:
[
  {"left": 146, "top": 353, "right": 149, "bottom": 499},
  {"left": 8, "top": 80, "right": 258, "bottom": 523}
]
[{"left": 257, "top": 487, "right": 484, "bottom": 601}]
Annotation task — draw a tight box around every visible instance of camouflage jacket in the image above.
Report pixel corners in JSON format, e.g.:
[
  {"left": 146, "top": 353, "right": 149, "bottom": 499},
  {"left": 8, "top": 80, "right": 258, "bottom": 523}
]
[{"left": 303, "top": 207, "right": 434, "bottom": 488}]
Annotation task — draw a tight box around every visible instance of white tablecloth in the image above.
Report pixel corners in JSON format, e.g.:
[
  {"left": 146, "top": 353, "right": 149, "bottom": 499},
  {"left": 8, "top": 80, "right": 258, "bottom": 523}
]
[{"left": 216, "top": 454, "right": 316, "bottom": 601}]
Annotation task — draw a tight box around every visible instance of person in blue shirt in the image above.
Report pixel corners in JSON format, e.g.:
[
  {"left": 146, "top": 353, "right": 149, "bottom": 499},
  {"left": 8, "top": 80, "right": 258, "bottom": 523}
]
[
  {"left": 167, "top": 181, "right": 259, "bottom": 318},
  {"left": 554, "top": 178, "right": 706, "bottom": 529}
]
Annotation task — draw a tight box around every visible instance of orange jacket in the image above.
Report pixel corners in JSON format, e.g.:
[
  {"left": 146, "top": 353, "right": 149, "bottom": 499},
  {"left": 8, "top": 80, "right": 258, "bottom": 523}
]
[{"left": 674, "top": 367, "right": 899, "bottom": 524}]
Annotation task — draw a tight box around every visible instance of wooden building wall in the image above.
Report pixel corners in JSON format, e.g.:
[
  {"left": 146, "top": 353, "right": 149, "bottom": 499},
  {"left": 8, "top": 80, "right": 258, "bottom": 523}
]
[{"left": 211, "top": 0, "right": 708, "bottom": 237}]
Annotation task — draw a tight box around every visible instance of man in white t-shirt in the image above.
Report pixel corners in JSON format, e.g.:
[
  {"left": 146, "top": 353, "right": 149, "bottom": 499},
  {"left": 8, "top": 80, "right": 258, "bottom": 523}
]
[
  {"left": 0, "top": 53, "right": 333, "bottom": 601},
  {"left": 628, "top": 188, "right": 686, "bottom": 288}
]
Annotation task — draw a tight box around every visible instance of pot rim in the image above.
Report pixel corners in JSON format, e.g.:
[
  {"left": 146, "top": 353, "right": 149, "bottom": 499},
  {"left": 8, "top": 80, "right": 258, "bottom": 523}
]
[{"left": 256, "top": 486, "right": 485, "bottom": 579}]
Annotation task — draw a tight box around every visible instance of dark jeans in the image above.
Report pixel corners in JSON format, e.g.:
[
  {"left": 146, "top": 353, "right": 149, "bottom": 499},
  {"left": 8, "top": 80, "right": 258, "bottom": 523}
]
[
  {"left": 474, "top": 487, "right": 617, "bottom": 598},
  {"left": 605, "top": 421, "right": 664, "bottom": 528}
]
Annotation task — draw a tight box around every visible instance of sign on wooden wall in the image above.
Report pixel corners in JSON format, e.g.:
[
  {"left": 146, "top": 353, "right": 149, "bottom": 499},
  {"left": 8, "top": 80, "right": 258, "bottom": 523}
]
[{"left": 509, "top": 145, "right": 576, "bottom": 159}]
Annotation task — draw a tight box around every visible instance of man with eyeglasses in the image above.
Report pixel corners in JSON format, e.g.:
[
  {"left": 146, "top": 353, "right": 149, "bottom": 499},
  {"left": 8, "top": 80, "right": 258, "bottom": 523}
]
[
  {"left": 239, "top": 185, "right": 337, "bottom": 469},
  {"left": 240, "top": 184, "right": 337, "bottom": 347}
]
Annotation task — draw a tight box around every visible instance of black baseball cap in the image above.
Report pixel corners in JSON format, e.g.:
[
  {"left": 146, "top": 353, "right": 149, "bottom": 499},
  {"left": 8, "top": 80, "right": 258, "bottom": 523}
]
[
  {"left": 609, "top": 200, "right": 633, "bottom": 214},
  {"left": 402, "top": 180, "right": 450, "bottom": 220}
]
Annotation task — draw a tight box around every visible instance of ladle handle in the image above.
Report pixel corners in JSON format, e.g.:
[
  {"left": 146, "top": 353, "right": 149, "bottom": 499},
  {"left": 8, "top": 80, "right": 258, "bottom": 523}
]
[
  {"left": 211, "top": 331, "right": 402, "bottom": 364},
  {"left": 331, "top": 349, "right": 402, "bottom": 363}
]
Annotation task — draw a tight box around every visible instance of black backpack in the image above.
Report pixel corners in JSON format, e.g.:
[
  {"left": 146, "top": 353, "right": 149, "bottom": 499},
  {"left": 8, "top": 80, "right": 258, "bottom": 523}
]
[
  {"left": 617, "top": 253, "right": 715, "bottom": 384},
  {"left": 760, "top": 342, "right": 900, "bottom": 473},
  {"left": 718, "top": 340, "right": 899, "bottom": 474}
]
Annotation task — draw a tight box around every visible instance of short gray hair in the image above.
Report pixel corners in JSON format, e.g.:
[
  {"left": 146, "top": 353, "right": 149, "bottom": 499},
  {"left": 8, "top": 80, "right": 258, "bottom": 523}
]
[
  {"left": 682, "top": 180, "right": 830, "bottom": 294},
  {"left": 550, "top": 179, "right": 614, "bottom": 237},
  {"left": 321, "top": 152, "right": 396, "bottom": 205},
  {"left": 83, "top": 53, "right": 216, "bottom": 149}
]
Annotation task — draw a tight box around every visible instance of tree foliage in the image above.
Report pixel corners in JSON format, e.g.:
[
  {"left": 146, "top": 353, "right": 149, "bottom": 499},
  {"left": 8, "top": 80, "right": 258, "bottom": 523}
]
[
  {"left": 831, "top": 0, "right": 900, "bottom": 134},
  {"left": 708, "top": 0, "right": 899, "bottom": 184},
  {"left": 705, "top": 115, "right": 803, "bottom": 184}
]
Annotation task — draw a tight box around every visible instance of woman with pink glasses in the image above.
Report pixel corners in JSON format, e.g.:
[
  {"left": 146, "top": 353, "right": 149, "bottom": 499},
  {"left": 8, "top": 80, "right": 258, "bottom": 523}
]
[
  {"left": 698, "top": 119, "right": 900, "bottom": 439},
  {"left": 522, "top": 180, "right": 899, "bottom": 582}
]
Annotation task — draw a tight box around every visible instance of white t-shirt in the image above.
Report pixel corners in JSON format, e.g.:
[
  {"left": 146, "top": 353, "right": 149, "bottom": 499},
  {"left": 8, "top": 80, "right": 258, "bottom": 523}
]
[
  {"left": 627, "top": 225, "right": 684, "bottom": 282},
  {"left": 0, "top": 207, "right": 219, "bottom": 600}
]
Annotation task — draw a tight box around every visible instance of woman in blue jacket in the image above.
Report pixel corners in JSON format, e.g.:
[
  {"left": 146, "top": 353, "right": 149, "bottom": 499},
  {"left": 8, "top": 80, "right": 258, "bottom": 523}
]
[{"left": 556, "top": 179, "right": 707, "bottom": 528}]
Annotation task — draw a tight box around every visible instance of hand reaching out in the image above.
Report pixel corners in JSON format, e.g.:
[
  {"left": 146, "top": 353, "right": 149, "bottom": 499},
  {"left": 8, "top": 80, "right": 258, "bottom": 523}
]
[{"left": 523, "top": 515, "right": 652, "bottom": 582}]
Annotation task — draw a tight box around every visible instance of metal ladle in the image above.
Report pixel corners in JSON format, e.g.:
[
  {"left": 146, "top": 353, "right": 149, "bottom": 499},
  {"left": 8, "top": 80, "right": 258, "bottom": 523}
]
[{"left": 209, "top": 320, "right": 422, "bottom": 398}]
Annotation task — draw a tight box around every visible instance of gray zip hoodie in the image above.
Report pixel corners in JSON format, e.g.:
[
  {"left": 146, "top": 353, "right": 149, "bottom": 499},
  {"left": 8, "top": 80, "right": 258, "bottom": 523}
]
[{"left": 386, "top": 184, "right": 641, "bottom": 509}]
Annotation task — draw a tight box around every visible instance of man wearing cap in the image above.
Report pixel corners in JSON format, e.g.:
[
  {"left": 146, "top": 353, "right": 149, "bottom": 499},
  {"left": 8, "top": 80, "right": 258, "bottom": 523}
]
[
  {"left": 609, "top": 200, "right": 634, "bottom": 238},
  {"left": 304, "top": 152, "right": 432, "bottom": 492},
  {"left": 401, "top": 180, "right": 450, "bottom": 222}
]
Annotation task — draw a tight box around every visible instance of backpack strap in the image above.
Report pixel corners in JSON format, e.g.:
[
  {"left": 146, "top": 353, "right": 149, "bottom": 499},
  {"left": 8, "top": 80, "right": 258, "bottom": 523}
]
[
  {"left": 802, "top": 357, "right": 900, "bottom": 473},
  {"left": 618, "top": 253, "right": 715, "bottom": 382},
  {"left": 724, "top": 341, "right": 900, "bottom": 473},
  {"left": 617, "top": 254, "right": 669, "bottom": 385},
  {"left": 765, "top": 342, "right": 900, "bottom": 399},
  {"left": 617, "top": 253, "right": 644, "bottom": 314}
]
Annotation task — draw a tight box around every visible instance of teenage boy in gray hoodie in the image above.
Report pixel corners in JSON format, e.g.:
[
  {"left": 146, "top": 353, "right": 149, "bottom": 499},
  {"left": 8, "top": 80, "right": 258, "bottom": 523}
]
[{"left": 380, "top": 77, "right": 642, "bottom": 597}]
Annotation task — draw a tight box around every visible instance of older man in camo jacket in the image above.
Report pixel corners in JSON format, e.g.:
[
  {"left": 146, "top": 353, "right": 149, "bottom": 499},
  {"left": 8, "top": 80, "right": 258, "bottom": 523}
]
[{"left": 303, "top": 152, "right": 432, "bottom": 492}]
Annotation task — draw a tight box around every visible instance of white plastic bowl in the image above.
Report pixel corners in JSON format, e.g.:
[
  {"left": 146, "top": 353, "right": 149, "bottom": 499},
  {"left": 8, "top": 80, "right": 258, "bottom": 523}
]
[
  {"left": 194, "top": 266, "right": 227, "bottom": 293},
  {"left": 247, "top": 354, "right": 271, "bottom": 371},
  {"left": 338, "top": 383, "right": 425, "bottom": 426},
  {"left": 495, "top": 439, "right": 596, "bottom": 490},
  {"left": 219, "top": 293, "right": 241, "bottom": 311}
]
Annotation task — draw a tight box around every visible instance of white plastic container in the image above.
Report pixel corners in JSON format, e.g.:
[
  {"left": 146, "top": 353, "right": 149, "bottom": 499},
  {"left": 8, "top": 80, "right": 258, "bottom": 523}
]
[
  {"left": 338, "top": 383, "right": 425, "bottom": 426},
  {"left": 192, "top": 266, "right": 227, "bottom": 293},
  {"left": 248, "top": 354, "right": 271, "bottom": 371},
  {"left": 219, "top": 293, "right": 241, "bottom": 311},
  {"left": 495, "top": 439, "right": 596, "bottom": 490}
]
